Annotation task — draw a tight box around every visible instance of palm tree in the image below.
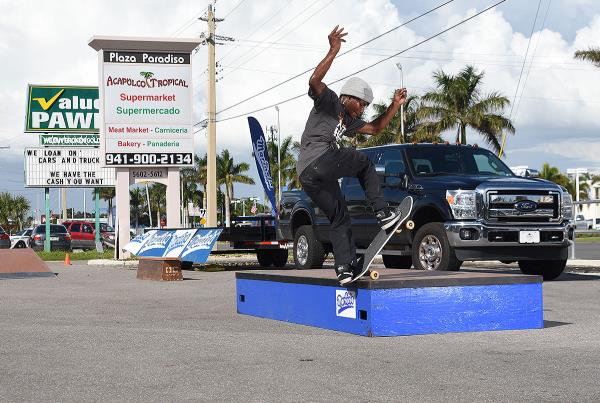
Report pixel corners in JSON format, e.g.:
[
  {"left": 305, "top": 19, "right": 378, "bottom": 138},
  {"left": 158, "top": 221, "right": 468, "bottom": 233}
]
[
  {"left": 140, "top": 71, "right": 154, "bottom": 87},
  {"left": 216, "top": 149, "right": 255, "bottom": 227},
  {"left": 539, "top": 163, "right": 569, "bottom": 187},
  {"left": 98, "top": 188, "right": 115, "bottom": 226},
  {"left": 0, "top": 192, "right": 12, "bottom": 228},
  {"left": 186, "top": 154, "right": 207, "bottom": 208},
  {"left": 417, "top": 65, "right": 515, "bottom": 153},
  {"left": 574, "top": 48, "right": 600, "bottom": 67},
  {"left": 266, "top": 135, "right": 298, "bottom": 202},
  {"left": 359, "top": 95, "right": 441, "bottom": 147},
  {"left": 11, "top": 195, "right": 30, "bottom": 230},
  {"left": 148, "top": 183, "right": 166, "bottom": 227},
  {"left": 129, "top": 187, "right": 145, "bottom": 230}
]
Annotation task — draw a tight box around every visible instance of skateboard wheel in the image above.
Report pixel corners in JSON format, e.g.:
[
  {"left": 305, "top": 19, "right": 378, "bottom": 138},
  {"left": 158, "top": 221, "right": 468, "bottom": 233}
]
[
  {"left": 405, "top": 220, "right": 415, "bottom": 230},
  {"left": 369, "top": 270, "right": 379, "bottom": 280}
]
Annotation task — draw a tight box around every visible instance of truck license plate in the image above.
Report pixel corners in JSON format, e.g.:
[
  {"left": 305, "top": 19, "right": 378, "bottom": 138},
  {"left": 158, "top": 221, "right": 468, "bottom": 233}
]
[
  {"left": 50, "top": 236, "right": 59, "bottom": 241},
  {"left": 519, "top": 231, "right": 540, "bottom": 244}
]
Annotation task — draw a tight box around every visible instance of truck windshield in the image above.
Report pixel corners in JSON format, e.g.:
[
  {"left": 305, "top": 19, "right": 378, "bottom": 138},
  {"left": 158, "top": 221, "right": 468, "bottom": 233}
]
[{"left": 405, "top": 147, "right": 514, "bottom": 177}]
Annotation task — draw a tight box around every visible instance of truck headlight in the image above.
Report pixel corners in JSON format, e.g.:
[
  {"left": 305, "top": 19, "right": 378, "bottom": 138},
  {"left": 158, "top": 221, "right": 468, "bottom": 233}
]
[
  {"left": 446, "top": 190, "right": 477, "bottom": 220},
  {"left": 561, "top": 193, "right": 574, "bottom": 220}
]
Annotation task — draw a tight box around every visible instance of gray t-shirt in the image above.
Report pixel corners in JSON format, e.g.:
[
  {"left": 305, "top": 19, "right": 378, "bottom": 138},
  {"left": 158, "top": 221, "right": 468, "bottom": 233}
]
[{"left": 297, "top": 86, "right": 366, "bottom": 175}]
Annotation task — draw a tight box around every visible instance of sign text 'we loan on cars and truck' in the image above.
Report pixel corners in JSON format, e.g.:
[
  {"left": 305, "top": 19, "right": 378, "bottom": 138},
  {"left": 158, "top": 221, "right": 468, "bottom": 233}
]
[{"left": 24, "top": 147, "right": 115, "bottom": 187}]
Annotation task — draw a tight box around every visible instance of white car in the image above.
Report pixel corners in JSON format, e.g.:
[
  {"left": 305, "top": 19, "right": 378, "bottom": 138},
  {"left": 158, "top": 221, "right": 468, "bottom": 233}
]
[
  {"left": 10, "top": 228, "right": 33, "bottom": 249},
  {"left": 594, "top": 218, "right": 600, "bottom": 231}
]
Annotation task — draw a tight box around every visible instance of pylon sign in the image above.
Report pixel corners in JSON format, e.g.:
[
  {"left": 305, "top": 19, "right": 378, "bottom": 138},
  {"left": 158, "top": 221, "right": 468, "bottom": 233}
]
[
  {"left": 95, "top": 43, "right": 196, "bottom": 167},
  {"left": 25, "top": 85, "right": 99, "bottom": 133}
]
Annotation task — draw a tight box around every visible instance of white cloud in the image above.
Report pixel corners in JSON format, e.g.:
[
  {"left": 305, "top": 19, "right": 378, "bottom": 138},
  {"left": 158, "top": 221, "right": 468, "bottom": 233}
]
[{"left": 1, "top": 0, "right": 600, "bottom": 206}]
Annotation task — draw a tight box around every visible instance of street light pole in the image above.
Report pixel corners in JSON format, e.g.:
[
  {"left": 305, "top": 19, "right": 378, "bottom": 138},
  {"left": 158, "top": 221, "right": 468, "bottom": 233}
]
[
  {"left": 275, "top": 105, "right": 281, "bottom": 205},
  {"left": 395, "top": 63, "right": 405, "bottom": 143}
]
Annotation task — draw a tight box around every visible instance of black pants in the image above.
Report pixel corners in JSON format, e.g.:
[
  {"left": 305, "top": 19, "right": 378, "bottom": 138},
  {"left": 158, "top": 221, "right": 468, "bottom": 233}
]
[{"left": 299, "top": 148, "right": 386, "bottom": 267}]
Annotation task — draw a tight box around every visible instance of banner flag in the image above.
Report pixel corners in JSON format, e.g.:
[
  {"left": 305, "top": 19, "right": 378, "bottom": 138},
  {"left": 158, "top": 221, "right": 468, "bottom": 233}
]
[{"left": 247, "top": 116, "right": 277, "bottom": 215}]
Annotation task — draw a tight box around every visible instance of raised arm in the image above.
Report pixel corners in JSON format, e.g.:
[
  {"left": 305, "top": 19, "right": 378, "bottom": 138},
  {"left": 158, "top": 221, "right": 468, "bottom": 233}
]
[
  {"left": 358, "top": 88, "right": 407, "bottom": 135},
  {"left": 308, "top": 26, "right": 347, "bottom": 97}
]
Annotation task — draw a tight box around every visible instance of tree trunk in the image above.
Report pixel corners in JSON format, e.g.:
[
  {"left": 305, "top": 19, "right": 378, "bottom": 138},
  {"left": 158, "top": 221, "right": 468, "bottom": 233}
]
[
  {"left": 224, "top": 184, "right": 231, "bottom": 227},
  {"left": 460, "top": 125, "right": 467, "bottom": 145}
]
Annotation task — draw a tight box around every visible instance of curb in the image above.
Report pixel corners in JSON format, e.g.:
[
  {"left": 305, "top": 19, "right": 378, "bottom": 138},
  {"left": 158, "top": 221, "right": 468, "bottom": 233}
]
[{"left": 87, "top": 259, "right": 139, "bottom": 267}]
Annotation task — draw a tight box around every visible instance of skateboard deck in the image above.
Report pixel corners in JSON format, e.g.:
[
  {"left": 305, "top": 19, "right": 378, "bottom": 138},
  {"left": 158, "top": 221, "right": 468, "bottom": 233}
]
[{"left": 347, "top": 196, "right": 414, "bottom": 284}]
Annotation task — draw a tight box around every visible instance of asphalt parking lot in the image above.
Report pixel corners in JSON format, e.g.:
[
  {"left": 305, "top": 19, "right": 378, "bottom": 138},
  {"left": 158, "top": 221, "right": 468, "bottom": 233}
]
[{"left": 1, "top": 260, "right": 600, "bottom": 402}]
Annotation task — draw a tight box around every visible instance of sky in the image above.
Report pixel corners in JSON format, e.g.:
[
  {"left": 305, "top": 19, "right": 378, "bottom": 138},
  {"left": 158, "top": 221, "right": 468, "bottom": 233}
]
[{"left": 0, "top": 0, "right": 599, "bottom": 217}]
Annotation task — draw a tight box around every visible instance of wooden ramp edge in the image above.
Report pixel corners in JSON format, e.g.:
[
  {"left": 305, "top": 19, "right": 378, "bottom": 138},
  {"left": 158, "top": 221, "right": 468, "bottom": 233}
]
[{"left": 0, "top": 249, "right": 55, "bottom": 279}]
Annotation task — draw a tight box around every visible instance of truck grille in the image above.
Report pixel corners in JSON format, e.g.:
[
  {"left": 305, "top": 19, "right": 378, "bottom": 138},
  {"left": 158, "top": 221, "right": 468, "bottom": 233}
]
[{"left": 486, "top": 191, "right": 560, "bottom": 224}]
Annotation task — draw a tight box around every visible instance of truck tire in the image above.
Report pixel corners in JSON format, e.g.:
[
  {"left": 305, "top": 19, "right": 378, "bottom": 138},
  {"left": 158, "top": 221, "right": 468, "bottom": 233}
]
[
  {"left": 518, "top": 259, "right": 567, "bottom": 281},
  {"left": 293, "top": 225, "right": 325, "bottom": 270},
  {"left": 382, "top": 255, "right": 412, "bottom": 269},
  {"left": 271, "top": 249, "right": 289, "bottom": 267},
  {"left": 412, "top": 222, "right": 462, "bottom": 271},
  {"left": 256, "top": 250, "right": 274, "bottom": 267}
]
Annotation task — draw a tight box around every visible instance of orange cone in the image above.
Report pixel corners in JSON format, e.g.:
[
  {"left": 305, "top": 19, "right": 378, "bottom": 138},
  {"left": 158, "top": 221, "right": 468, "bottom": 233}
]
[{"left": 64, "top": 252, "right": 71, "bottom": 266}]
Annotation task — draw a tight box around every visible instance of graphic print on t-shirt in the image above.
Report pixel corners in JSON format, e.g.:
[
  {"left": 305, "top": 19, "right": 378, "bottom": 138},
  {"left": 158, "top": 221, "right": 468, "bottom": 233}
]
[{"left": 332, "top": 114, "right": 346, "bottom": 148}]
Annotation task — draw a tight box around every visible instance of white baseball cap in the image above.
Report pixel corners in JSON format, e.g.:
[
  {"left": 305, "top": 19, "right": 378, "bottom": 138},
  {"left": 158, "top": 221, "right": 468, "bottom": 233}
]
[{"left": 340, "top": 77, "right": 373, "bottom": 104}]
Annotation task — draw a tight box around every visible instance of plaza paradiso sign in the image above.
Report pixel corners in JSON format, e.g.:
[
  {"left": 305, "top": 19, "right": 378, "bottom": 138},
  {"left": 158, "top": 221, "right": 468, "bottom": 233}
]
[
  {"left": 24, "top": 147, "right": 115, "bottom": 188},
  {"left": 100, "top": 50, "right": 194, "bottom": 167},
  {"left": 25, "top": 85, "right": 99, "bottom": 133}
]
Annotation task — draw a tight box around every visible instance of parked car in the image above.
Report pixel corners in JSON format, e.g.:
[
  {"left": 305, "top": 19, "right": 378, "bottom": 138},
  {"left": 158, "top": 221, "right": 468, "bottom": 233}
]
[
  {"left": 30, "top": 224, "right": 71, "bottom": 251},
  {"left": 10, "top": 228, "right": 33, "bottom": 248},
  {"left": 575, "top": 214, "right": 593, "bottom": 230},
  {"left": 0, "top": 226, "right": 10, "bottom": 249},
  {"left": 63, "top": 221, "right": 115, "bottom": 249}
]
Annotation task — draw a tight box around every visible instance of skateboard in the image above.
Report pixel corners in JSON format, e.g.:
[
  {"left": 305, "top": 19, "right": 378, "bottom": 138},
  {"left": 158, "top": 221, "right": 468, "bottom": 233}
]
[{"left": 347, "top": 196, "right": 414, "bottom": 284}]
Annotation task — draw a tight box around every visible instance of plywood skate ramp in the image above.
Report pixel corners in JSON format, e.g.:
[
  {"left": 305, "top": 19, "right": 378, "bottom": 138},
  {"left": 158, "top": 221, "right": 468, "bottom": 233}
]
[{"left": 0, "top": 249, "right": 55, "bottom": 279}]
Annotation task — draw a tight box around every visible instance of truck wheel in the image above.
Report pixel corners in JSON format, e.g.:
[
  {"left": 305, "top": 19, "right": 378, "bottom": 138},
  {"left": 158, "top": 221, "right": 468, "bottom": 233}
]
[
  {"left": 271, "top": 249, "right": 289, "bottom": 267},
  {"left": 14, "top": 241, "right": 26, "bottom": 249},
  {"left": 293, "top": 225, "right": 325, "bottom": 270},
  {"left": 412, "top": 223, "right": 461, "bottom": 271},
  {"left": 256, "top": 250, "right": 274, "bottom": 267},
  {"left": 382, "top": 255, "right": 412, "bottom": 269},
  {"left": 518, "top": 259, "right": 567, "bottom": 281}
]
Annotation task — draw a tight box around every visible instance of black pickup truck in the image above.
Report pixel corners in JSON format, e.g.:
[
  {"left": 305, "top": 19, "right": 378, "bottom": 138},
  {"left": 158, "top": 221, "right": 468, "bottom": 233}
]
[{"left": 277, "top": 143, "right": 575, "bottom": 280}]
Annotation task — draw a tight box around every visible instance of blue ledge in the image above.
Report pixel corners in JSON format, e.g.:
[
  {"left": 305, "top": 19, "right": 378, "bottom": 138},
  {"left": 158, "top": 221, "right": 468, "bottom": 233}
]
[{"left": 236, "top": 269, "right": 543, "bottom": 337}]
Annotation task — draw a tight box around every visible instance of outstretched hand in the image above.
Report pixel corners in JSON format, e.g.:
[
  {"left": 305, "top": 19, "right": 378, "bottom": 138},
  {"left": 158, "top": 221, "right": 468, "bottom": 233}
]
[
  {"left": 393, "top": 88, "right": 408, "bottom": 106},
  {"left": 328, "top": 25, "right": 347, "bottom": 52}
]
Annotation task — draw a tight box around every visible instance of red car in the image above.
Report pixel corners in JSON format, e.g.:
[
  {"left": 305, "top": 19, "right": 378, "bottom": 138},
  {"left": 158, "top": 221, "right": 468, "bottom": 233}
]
[{"left": 62, "top": 221, "right": 114, "bottom": 250}]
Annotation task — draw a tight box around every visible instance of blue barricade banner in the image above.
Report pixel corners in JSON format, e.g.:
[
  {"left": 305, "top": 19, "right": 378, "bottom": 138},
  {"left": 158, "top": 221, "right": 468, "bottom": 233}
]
[
  {"left": 124, "top": 230, "right": 157, "bottom": 255},
  {"left": 122, "top": 228, "right": 222, "bottom": 263},
  {"left": 163, "top": 229, "right": 198, "bottom": 258},
  {"left": 180, "top": 229, "right": 222, "bottom": 263},
  {"left": 248, "top": 116, "right": 277, "bottom": 215},
  {"left": 137, "top": 230, "right": 174, "bottom": 257}
]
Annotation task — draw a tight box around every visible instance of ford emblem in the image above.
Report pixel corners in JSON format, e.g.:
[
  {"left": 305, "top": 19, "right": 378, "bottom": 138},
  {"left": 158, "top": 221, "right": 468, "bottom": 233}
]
[{"left": 515, "top": 200, "right": 537, "bottom": 212}]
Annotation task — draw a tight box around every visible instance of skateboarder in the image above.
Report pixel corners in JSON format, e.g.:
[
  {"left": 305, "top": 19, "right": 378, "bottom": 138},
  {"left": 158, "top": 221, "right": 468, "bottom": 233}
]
[{"left": 297, "top": 26, "right": 408, "bottom": 285}]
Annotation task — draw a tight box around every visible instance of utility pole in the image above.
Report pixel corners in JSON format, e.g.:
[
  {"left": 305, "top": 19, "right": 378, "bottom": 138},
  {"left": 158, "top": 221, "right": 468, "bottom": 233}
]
[{"left": 201, "top": 4, "right": 222, "bottom": 228}]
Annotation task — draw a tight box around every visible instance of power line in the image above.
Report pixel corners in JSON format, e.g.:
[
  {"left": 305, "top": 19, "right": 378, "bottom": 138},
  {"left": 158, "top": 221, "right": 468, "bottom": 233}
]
[
  {"left": 499, "top": 0, "right": 542, "bottom": 158},
  {"left": 511, "top": 0, "right": 552, "bottom": 121},
  {"left": 221, "top": 0, "right": 247, "bottom": 19},
  {"left": 215, "top": 0, "right": 298, "bottom": 66},
  {"left": 219, "top": 0, "right": 325, "bottom": 76},
  {"left": 214, "top": 0, "right": 508, "bottom": 124},
  {"left": 212, "top": 0, "right": 454, "bottom": 118}
]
